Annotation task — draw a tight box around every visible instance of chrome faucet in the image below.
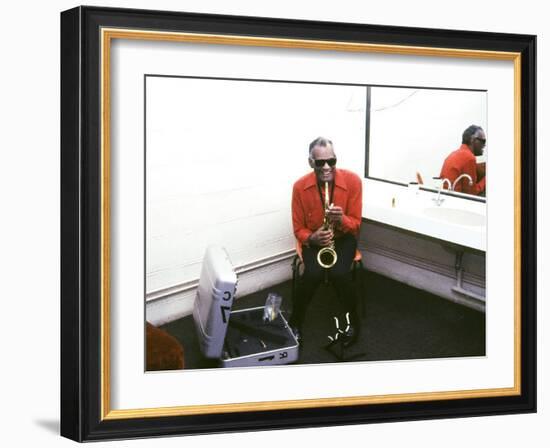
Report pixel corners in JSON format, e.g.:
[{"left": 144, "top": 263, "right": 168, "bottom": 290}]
[
  {"left": 452, "top": 173, "right": 474, "bottom": 191},
  {"left": 433, "top": 178, "right": 451, "bottom": 206}
]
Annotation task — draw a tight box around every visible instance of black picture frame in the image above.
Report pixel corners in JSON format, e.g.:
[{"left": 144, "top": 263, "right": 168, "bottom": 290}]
[{"left": 61, "top": 5, "right": 536, "bottom": 442}]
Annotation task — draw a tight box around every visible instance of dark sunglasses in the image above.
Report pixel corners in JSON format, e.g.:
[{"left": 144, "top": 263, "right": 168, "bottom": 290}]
[
  {"left": 313, "top": 158, "right": 337, "bottom": 168},
  {"left": 475, "top": 137, "right": 486, "bottom": 144}
]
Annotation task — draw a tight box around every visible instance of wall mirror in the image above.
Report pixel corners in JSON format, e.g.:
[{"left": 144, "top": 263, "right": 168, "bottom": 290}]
[{"left": 366, "top": 86, "right": 487, "bottom": 200}]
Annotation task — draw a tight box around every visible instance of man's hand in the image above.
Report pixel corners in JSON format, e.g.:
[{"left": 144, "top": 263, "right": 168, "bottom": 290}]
[
  {"left": 326, "top": 204, "right": 343, "bottom": 225},
  {"left": 308, "top": 227, "right": 334, "bottom": 247}
]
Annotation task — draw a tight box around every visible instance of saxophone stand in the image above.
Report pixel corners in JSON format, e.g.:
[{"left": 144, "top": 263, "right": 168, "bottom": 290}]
[{"left": 323, "top": 312, "right": 365, "bottom": 362}]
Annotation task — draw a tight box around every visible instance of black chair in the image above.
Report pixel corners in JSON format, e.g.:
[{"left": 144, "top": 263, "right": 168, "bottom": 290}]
[{"left": 290, "top": 241, "right": 366, "bottom": 320}]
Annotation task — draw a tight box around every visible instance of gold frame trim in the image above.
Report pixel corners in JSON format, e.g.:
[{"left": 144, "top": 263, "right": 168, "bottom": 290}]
[{"left": 100, "top": 28, "right": 522, "bottom": 421}]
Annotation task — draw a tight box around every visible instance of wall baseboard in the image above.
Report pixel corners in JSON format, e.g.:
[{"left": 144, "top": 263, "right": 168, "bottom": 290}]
[
  {"left": 359, "top": 221, "right": 485, "bottom": 312},
  {"left": 362, "top": 247, "right": 485, "bottom": 312},
  {"left": 147, "top": 223, "right": 486, "bottom": 325},
  {"left": 146, "top": 252, "right": 295, "bottom": 326}
]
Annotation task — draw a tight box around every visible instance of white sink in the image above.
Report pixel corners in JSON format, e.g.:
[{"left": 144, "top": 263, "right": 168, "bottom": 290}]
[{"left": 422, "top": 207, "right": 486, "bottom": 227}]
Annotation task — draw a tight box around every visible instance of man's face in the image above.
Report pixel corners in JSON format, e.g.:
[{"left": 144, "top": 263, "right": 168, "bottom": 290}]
[
  {"left": 309, "top": 144, "right": 337, "bottom": 184},
  {"left": 471, "top": 129, "right": 486, "bottom": 157}
]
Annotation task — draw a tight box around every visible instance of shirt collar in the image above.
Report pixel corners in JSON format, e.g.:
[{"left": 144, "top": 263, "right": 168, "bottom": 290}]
[{"left": 303, "top": 169, "right": 348, "bottom": 191}]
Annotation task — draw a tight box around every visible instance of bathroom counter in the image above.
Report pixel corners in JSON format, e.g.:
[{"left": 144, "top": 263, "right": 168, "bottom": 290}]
[{"left": 362, "top": 179, "right": 486, "bottom": 252}]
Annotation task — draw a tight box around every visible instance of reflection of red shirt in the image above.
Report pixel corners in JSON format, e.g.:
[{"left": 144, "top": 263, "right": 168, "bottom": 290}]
[
  {"left": 440, "top": 144, "right": 486, "bottom": 195},
  {"left": 291, "top": 168, "right": 362, "bottom": 245}
]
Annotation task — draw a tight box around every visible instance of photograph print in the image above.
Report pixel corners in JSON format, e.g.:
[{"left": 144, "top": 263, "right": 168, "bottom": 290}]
[{"left": 144, "top": 75, "right": 487, "bottom": 371}]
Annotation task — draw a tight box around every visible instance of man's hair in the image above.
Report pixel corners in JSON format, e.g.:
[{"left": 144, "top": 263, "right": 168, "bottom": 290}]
[
  {"left": 308, "top": 137, "right": 333, "bottom": 156},
  {"left": 462, "top": 125, "right": 483, "bottom": 144}
]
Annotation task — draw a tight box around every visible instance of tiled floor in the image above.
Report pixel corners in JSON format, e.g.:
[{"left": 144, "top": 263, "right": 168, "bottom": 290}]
[{"left": 160, "top": 270, "right": 485, "bottom": 370}]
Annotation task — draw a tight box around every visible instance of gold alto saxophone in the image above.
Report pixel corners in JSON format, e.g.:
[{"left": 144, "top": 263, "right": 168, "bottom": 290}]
[{"left": 316, "top": 181, "right": 338, "bottom": 269}]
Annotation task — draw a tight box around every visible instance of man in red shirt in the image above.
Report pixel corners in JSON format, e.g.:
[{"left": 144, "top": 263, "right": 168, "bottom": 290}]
[
  {"left": 289, "top": 137, "right": 362, "bottom": 347},
  {"left": 440, "top": 125, "right": 486, "bottom": 195}
]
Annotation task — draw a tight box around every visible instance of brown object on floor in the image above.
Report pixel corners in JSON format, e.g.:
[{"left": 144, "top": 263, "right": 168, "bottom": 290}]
[{"left": 146, "top": 322, "right": 184, "bottom": 370}]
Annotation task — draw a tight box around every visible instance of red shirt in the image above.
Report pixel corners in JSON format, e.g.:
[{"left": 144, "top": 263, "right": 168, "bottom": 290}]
[
  {"left": 440, "top": 144, "right": 486, "bottom": 195},
  {"left": 291, "top": 168, "right": 362, "bottom": 245}
]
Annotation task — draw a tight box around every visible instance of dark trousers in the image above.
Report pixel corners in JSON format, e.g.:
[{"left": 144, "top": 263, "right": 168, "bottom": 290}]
[{"left": 290, "top": 234, "right": 358, "bottom": 329}]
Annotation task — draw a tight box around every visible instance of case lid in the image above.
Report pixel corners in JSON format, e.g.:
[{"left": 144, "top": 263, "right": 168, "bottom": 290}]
[{"left": 192, "top": 245, "right": 238, "bottom": 359}]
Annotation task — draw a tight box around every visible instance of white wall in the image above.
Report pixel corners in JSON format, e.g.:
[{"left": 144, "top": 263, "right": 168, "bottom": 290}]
[
  {"left": 2, "top": 1, "right": 546, "bottom": 448},
  {"left": 146, "top": 76, "right": 366, "bottom": 295},
  {"left": 146, "top": 80, "right": 486, "bottom": 297}
]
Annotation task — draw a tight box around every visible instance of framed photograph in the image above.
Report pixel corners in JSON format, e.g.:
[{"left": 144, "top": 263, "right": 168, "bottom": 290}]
[{"left": 60, "top": 5, "right": 536, "bottom": 442}]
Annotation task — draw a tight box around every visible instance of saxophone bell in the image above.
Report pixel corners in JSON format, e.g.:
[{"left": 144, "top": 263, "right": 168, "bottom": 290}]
[{"left": 317, "top": 245, "right": 338, "bottom": 269}]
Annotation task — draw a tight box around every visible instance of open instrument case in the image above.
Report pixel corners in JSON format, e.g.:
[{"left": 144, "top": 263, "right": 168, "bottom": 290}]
[{"left": 193, "top": 245, "right": 299, "bottom": 368}]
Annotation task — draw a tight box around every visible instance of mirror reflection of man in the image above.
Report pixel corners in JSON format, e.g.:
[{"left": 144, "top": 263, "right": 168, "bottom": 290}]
[
  {"left": 440, "top": 125, "right": 486, "bottom": 195},
  {"left": 289, "top": 137, "right": 362, "bottom": 347}
]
